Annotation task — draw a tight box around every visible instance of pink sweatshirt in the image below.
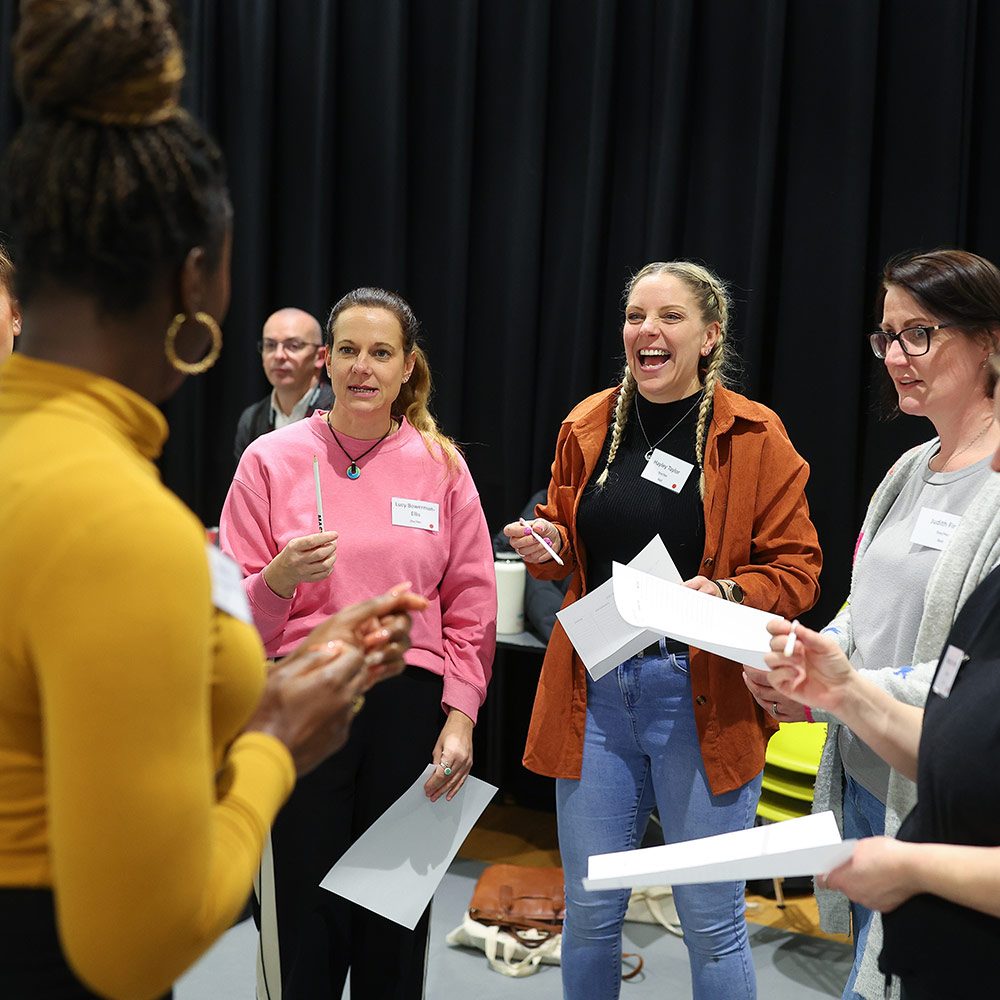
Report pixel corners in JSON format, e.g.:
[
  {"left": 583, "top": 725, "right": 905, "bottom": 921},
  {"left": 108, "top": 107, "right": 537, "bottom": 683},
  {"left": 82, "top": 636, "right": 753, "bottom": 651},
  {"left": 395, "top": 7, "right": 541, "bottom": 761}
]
[{"left": 219, "top": 412, "right": 496, "bottom": 722}]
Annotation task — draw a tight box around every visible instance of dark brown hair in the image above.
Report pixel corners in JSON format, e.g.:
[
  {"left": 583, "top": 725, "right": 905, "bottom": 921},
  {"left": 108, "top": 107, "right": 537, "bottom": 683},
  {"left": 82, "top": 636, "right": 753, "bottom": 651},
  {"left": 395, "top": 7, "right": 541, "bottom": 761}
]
[
  {"left": 0, "top": 0, "right": 230, "bottom": 316},
  {"left": 876, "top": 249, "right": 1000, "bottom": 414}
]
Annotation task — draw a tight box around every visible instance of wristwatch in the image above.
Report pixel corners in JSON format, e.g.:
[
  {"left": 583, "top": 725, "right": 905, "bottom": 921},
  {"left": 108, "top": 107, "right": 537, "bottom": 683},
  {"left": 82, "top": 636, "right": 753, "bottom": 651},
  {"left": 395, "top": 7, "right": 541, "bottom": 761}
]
[{"left": 715, "top": 578, "right": 745, "bottom": 604}]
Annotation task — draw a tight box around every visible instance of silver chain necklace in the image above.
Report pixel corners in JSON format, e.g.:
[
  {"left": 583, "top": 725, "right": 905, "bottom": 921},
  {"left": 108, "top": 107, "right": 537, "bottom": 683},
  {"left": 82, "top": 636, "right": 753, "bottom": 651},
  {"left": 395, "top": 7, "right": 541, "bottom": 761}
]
[
  {"left": 634, "top": 391, "right": 703, "bottom": 462},
  {"left": 936, "top": 417, "right": 995, "bottom": 472}
]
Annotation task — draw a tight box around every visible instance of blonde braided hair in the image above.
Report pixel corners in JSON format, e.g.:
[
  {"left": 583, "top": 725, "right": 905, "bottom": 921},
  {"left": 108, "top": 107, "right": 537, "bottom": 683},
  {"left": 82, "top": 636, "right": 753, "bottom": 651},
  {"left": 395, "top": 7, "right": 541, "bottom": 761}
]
[
  {"left": 594, "top": 366, "right": 638, "bottom": 487},
  {"left": 596, "top": 261, "right": 735, "bottom": 495}
]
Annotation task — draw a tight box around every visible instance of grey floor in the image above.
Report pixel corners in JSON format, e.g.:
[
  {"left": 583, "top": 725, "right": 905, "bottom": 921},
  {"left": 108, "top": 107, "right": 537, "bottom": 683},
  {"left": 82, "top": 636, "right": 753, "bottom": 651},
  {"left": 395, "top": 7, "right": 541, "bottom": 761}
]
[{"left": 176, "top": 859, "right": 852, "bottom": 999}]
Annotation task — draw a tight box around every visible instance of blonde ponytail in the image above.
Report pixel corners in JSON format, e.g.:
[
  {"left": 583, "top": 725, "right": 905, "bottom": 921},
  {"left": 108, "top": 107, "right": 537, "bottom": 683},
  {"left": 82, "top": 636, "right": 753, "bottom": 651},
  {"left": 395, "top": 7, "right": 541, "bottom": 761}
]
[{"left": 394, "top": 344, "right": 462, "bottom": 471}]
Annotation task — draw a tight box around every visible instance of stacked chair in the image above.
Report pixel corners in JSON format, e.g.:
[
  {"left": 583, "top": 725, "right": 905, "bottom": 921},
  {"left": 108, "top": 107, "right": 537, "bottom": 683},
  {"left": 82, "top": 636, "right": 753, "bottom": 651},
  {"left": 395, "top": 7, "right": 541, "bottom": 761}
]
[{"left": 757, "top": 721, "right": 827, "bottom": 905}]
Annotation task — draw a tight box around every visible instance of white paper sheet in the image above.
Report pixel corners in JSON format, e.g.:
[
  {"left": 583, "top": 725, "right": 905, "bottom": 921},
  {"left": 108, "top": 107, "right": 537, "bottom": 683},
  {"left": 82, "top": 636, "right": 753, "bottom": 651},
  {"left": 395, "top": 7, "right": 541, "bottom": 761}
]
[
  {"left": 319, "top": 766, "right": 497, "bottom": 929},
  {"left": 584, "top": 812, "right": 856, "bottom": 891},
  {"left": 556, "top": 536, "right": 682, "bottom": 680},
  {"left": 612, "top": 562, "right": 780, "bottom": 670}
]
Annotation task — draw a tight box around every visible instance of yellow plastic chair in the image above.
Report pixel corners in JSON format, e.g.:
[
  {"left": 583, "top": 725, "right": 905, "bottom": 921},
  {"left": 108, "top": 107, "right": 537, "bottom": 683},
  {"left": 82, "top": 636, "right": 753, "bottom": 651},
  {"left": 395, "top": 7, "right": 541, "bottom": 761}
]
[{"left": 756, "top": 722, "right": 827, "bottom": 904}]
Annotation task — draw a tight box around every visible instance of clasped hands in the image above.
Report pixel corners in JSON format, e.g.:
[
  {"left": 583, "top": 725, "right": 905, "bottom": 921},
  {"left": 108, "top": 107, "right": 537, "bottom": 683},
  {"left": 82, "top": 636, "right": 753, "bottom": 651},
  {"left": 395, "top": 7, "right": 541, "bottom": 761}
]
[{"left": 246, "top": 582, "right": 427, "bottom": 775}]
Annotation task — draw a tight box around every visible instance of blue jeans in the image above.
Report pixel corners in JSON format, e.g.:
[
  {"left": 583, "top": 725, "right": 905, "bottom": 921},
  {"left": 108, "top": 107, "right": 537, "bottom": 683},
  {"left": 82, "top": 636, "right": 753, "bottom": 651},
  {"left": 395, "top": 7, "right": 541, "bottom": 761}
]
[
  {"left": 840, "top": 773, "right": 887, "bottom": 1000},
  {"left": 556, "top": 651, "right": 762, "bottom": 1000}
]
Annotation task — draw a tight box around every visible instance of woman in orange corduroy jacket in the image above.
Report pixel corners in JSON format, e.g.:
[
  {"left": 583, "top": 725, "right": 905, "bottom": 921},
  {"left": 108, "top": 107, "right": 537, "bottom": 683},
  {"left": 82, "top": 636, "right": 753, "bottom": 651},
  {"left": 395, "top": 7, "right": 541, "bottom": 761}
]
[{"left": 504, "top": 260, "right": 822, "bottom": 1000}]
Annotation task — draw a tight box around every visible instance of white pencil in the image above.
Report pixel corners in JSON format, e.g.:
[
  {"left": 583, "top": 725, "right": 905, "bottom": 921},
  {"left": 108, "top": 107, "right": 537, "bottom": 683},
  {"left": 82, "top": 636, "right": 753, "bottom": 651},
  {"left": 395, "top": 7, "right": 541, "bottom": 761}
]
[
  {"left": 313, "top": 455, "right": 325, "bottom": 532},
  {"left": 783, "top": 620, "right": 799, "bottom": 658},
  {"left": 519, "top": 517, "right": 565, "bottom": 566}
]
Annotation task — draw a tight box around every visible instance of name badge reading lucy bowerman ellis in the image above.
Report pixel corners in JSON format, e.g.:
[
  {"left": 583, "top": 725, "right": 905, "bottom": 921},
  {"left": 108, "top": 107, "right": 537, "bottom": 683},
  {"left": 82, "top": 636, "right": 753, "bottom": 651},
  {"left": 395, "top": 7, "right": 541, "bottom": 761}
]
[
  {"left": 640, "top": 449, "right": 694, "bottom": 494},
  {"left": 391, "top": 497, "right": 440, "bottom": 532}
]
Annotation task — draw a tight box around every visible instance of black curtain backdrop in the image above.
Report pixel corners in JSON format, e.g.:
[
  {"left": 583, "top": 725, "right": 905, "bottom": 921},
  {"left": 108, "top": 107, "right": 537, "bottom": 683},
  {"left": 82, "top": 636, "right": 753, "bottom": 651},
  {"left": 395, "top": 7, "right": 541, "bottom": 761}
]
[{"left": 3, "top": 0, "right": 999, "bottom": 629}]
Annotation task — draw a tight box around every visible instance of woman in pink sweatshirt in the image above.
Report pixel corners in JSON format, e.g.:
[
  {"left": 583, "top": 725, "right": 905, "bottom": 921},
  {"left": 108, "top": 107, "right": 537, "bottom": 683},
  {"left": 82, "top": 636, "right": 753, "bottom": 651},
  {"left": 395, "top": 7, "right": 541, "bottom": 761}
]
[{"left": 221, "top": 287, "right": 497, "bottom": 1000}]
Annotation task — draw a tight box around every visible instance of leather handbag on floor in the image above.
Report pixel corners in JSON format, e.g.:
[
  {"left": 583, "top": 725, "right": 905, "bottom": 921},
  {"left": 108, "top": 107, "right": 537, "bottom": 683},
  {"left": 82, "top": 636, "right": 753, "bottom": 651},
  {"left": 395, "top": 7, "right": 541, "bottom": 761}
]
[
  {"left": 447, "top": 864, "right": 565, "bottom": 978},
  {"left": 447, "top": 864, "right": 645, "bottom": 980},
  {"left": 467, "top": 864, "right": 565, "bottom": 944}
]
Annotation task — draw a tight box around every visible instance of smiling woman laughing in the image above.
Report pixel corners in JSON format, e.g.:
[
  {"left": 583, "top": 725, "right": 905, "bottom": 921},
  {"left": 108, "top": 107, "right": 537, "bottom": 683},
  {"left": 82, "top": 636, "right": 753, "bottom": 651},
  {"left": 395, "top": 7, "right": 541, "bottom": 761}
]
[{"left": 502, "top": 259, "right": 822, "bottom": 1000}]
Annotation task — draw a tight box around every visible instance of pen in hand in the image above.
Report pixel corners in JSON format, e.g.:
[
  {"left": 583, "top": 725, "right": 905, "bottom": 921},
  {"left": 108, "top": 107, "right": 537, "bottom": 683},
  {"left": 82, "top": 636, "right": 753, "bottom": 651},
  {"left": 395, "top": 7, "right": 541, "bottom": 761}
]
[
  {"left": 313, "top": 455, "right": 325, "bottom": 532},
  {"left": 519, "top": 517, "right": 565, "bottom": 566},
  {"left": 783, "top": 620, "right": 799, "bottom": 658}
]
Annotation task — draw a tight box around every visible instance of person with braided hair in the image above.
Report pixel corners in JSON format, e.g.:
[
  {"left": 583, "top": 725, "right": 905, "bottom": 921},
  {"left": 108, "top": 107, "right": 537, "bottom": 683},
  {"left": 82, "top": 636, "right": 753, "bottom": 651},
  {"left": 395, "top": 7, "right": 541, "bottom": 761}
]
[
  {"left": 504, "top": 260, "right": 821, "bottom": 999},
  {"left": 0, "top": 3, "right": 424, "bottom": 999},
  {"left": 0, "top": 242, "right": 21, "bottom": 360}
]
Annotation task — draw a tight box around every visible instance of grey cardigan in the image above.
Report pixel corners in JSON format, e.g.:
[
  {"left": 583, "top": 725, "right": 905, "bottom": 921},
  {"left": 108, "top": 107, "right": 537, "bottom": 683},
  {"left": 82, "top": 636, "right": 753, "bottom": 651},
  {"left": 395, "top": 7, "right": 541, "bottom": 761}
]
[{"left": 811, "top": 439, "right": 1000, "bottom": 1000}]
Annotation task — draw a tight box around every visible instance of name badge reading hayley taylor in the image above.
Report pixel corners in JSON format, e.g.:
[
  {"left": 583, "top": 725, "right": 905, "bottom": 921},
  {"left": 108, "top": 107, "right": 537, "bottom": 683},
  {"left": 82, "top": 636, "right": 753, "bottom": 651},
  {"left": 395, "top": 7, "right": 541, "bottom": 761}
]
[
  {"left": 640, "top": 449, "right": 695, "bottom": 494},
  {"left": 391, "top": 497, "right": 440, "bottom": 532},
  {"left": 932, "top": 644, "right": 967, "bottom": 698},
  {"left": 206, "top": 543, "right": 253, "bottom": 624},
  {"left": 910, "top": 507, "right": 962, "bottom": 551}
]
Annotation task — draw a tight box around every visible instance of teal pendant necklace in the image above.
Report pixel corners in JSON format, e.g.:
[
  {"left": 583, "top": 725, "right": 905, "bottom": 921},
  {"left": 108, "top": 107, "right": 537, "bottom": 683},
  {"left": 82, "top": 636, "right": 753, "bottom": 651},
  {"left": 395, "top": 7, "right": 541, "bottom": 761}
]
[{"left": 326, "top": 413, "right": 393, "bottom": 480}]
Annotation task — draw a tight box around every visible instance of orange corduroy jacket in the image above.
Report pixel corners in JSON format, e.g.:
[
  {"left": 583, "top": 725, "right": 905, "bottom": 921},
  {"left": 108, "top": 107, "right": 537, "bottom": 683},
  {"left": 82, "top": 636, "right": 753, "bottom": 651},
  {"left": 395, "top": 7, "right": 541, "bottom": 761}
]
[{"left": 523, "top": 385, "right": 822, "bottom": 795}]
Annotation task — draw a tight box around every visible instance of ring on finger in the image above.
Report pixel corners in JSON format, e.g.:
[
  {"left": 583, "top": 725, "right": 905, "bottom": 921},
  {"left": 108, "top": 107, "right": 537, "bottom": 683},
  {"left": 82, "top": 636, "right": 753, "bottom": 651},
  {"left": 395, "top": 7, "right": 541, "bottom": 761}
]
[
  {"left": 439, "top": 759, "right": 453, "bottom": 776},
  {"left": 772, "top": 701, "right": 780, "bottom": 719}
]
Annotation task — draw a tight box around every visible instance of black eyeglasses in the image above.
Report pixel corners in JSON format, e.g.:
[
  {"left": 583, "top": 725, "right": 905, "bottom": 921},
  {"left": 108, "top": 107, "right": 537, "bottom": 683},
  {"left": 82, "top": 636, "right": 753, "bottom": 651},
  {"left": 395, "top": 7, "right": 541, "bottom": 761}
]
[
  {"left": 257, "top": 339, "right": 322, "bottom": 355},
  {"left": 869, "top": 324, "right": 952, "bottom": 360}
]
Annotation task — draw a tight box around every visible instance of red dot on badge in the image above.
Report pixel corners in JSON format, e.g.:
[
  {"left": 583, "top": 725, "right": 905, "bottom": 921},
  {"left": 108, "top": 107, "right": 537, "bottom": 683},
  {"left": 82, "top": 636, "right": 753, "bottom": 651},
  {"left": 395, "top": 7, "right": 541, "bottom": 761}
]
[{"left": 672, "top": 483, "right": 677, "bottom": 489}]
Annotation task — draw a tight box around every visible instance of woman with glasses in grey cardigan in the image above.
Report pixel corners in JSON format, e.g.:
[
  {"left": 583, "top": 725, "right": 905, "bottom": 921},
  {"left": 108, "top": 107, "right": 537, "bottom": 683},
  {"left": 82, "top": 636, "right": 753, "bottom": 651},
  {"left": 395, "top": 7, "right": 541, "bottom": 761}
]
[{"left": 744, "top": 248, "right": 1000, "bottom": 1000}]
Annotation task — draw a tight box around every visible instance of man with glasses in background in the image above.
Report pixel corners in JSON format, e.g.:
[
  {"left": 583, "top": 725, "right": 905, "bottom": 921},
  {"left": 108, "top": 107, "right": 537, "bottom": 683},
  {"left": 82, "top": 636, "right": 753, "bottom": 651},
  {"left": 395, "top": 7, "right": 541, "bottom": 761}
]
[{"left": 234, "top": 308, "right": 332, "bottom": 459}]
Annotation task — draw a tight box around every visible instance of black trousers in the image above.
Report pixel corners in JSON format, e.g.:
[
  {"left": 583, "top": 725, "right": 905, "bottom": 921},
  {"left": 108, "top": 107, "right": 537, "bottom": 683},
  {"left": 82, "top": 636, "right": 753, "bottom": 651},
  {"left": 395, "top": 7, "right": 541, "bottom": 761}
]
[
  {"left": 258, "top": 666, "right": 445, "bottom": 1000},
  {"left": 0, "top": 888, "right": 171, "bottom": 999}
]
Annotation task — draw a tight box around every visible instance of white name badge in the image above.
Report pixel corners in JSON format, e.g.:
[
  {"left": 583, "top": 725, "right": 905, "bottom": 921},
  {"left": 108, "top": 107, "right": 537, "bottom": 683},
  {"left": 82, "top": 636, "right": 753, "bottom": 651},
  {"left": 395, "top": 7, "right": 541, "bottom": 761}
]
[
  {"left": 640, "top": 449, "right": 695, "bottom": 494},
  {"left": 391, "top": 497, "right": 440, "bottom": 532},
  {"left": 932, "top": 644, "right": 967, "bottom": 698},
  {"left": 910, "top": 507, "right": 962, "bottom": 551},
  {"left": 206, "top": 543, "right": 253, "bottom": 624}
]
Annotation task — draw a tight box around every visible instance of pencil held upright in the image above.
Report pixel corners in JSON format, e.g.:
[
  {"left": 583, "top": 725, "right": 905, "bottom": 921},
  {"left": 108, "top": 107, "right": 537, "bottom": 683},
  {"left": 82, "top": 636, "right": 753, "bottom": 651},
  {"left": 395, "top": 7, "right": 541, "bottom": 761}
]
[{"left": 313, "top": 455, "right": 325, "bottom": 532}]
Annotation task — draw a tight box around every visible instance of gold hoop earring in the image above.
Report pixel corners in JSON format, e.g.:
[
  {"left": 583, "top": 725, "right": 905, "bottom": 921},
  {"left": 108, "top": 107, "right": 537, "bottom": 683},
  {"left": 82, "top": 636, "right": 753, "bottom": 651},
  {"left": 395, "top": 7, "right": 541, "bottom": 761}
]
[{"left": 165, "top": 311, "right": 222, "bottom": 375}]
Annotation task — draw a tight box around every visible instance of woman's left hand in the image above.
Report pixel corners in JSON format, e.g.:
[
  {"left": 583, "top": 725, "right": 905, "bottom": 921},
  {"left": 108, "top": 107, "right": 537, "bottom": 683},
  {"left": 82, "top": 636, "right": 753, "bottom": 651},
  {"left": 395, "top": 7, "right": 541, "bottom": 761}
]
[
  {"left": 683, "top": 575, "right": 723, "bottom": 597},
  {"left": 424, "top": 709, "right": 474, "bottom": 802},
  {"left": 819, "top": 837, "right": 919, "bottom": 913},
  {"left": 743, "top": 665, "right": 809, "bottom": 722}
]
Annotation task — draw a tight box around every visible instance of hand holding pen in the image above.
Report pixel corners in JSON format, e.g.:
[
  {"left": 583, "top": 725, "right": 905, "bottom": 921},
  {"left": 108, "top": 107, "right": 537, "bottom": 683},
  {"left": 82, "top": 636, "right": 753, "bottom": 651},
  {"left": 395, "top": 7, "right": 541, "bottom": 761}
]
[{"left": 501, "top": 516, "right": 565, "bottom": 566}]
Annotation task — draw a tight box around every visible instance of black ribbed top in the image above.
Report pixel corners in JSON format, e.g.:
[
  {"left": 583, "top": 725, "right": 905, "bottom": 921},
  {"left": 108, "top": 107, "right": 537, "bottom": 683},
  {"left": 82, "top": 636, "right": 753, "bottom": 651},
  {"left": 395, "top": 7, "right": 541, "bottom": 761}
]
[{"left": 577, "top": 389, "right": 707, "bottom": 607}]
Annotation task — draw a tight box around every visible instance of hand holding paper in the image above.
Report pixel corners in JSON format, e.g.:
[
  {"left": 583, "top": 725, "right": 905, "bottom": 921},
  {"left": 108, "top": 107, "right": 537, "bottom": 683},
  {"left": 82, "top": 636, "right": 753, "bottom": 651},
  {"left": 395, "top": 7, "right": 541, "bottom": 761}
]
[
  {"left": 556, "top": 536, "right": 682, "bottom": 680},
  {"left": 320, "top": 765, "right": 496, "bottom": 929},
  {"left": 612, "top": 562, "right": 779, "bottom": 670}
]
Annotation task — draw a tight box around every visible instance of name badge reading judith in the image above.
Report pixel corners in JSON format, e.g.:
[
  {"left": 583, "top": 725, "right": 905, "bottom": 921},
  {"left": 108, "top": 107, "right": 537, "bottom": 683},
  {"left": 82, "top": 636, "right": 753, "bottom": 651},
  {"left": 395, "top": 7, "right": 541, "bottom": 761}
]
[
  {"left": 910, "top": 507, "right": 961, "bottom": 551},
  {"left": 641, "top": 449, "right": 694, "bottom": 494},
  {"left": 391, "top": 497, "right": 440, "bottom": 532}
]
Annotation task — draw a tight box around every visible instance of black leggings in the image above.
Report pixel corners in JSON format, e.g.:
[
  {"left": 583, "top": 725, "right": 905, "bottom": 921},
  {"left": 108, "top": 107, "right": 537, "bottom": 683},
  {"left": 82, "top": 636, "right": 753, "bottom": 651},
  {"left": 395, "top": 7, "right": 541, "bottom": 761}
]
[
  {"left": 0, "top": 888, "right": 171, "bottom": 999},
  {"left": 257, "top": 665, "right": 445, "bottom": 1000}
]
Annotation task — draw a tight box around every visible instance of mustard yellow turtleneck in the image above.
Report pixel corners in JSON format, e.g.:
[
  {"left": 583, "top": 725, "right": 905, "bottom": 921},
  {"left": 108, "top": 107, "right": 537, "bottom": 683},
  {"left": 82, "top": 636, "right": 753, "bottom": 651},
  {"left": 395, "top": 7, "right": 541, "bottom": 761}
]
[{"left": 0, "top": 354, "right": 295, "bottom": 1000}]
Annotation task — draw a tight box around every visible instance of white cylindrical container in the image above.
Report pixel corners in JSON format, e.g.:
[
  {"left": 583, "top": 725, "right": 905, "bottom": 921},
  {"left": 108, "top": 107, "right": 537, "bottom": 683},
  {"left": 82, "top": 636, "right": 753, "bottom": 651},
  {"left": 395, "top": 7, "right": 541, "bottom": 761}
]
[{"left": 494, "top": 551, "right": 526, "bottom": 634}]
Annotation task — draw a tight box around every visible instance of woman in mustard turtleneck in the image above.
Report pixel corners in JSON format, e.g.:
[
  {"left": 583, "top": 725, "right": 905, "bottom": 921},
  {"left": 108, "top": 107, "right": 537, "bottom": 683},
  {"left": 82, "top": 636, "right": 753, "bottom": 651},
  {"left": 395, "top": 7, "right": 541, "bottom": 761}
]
[{"left": 0, "top": 3, "right": 423, "bottom": 999}]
